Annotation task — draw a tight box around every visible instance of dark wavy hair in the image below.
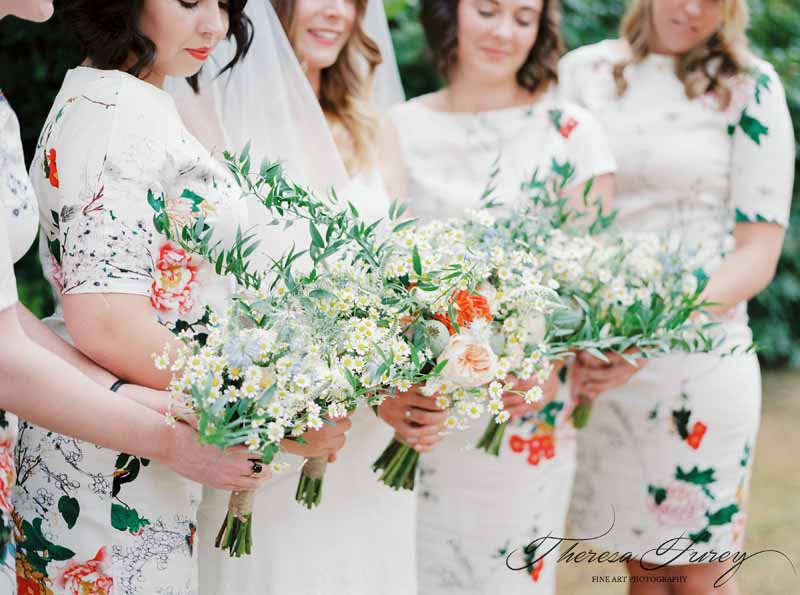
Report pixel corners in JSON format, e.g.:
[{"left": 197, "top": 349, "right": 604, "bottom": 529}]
[
  {"left": 419, "top": 0, "right": 563, "bottom": 92},
  {"left": 62, "top": 0, "right": 254, "bottom": 92}
]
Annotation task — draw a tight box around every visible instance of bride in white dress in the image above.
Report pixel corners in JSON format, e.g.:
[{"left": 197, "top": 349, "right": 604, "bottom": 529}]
[{"left": 173, "top": 1, "right": 419, "bottom": 593}]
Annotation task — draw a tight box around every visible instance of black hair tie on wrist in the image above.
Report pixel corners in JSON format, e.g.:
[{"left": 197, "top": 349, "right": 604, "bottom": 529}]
[{"left": 110, "top": 379, "right": 129, "bottom": 393}]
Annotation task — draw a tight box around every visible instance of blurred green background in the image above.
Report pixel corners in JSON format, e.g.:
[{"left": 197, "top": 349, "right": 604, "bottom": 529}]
[{"left": 1, "top": 0, "right": 798, "bottom": 365}]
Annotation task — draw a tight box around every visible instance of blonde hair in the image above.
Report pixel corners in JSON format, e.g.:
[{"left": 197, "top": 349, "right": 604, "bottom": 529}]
[
  {"left": 613, "top": 0, "right": 750, "bottom": 109},
  {"left": 272, "top": 0, "right": 382, "bottom": 174}
]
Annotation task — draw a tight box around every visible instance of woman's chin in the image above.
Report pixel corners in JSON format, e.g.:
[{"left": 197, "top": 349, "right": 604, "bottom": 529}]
[{"left": 25, "top": 0, "right": 55, "bottom": 22}]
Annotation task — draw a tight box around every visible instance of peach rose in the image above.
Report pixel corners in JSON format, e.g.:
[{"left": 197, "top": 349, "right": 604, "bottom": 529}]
[{"left": 439, "top": 334, "right": 498, "bottom": 388}]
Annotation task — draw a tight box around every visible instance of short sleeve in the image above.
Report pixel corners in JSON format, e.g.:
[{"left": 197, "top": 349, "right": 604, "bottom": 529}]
[
  {"left": 553, "top": 102, "right": 618, "bottom": 186},
  {"left": 730, "top": 61, "right": 795, "bottom": 227},
  {"left": 54, "top": 78, "right": 167, "bottom": 296},
  {"left": 0, "top": 217, "right": 18, "bottom": 312}
]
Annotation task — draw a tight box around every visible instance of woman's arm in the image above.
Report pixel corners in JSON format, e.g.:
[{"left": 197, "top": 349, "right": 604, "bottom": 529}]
[
  {"left": 16, "top": 303, "right": 168, "bottom": 412},
  {"left": 0, "top": 306, "right": 268, "bottom": 491},
  {"left": 62, "top": 293, "right": 184, "bottom": 389},
  {"left": 701, "top": 222, "right": 786, "bottom": 315},
  {"left": 564, "top": 172, "right": 615, "bottom": 218}
]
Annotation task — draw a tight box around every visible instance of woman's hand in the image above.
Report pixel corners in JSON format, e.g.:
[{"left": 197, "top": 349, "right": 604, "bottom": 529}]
[
  {"left": 164, "top": 422, "right": 272, "bottom": 492},
  {"left": 570, "top": 350, "right": 646, "bottom": 401},
  {"left": 282, "top": 417, "right": 353, "bottom": 463},
  {"left": 378, "top": 387, "right": 449, "bottom": 453},
  {"left": 501, "top": 368, "right": 561, "bottom": 420}
]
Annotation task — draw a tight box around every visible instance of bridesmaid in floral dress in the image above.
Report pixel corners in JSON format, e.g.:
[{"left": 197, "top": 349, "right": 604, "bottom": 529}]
[
  {"left": 381, "top": 0, "right": 616, "bottom": 593},
  {"left": 0, "top": 2, "right": 288, "bottom": 594},
  {"left": 560, "top": 1, "right": 794, "bottom": 593},
  {"left": 11, "top": 1, "right": 348, "bottom": 594}
]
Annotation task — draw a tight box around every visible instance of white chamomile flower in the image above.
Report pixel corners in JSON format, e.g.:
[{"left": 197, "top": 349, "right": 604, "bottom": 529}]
[
  {"left": 444, "top": 416, "right": 459, "bottom": 430},
  {"left": 488, "top": 381, "right": 504, "bottom": 400},
  {"left": 525, "top": 386, "right": 544, "bottom": 404},
  {"left": 267, "top": 421, "right": 284, "bottom": 443},
  {"left": 466, "top": 402, "right": 483, "bottom": 419},
  {"left": 153, "top": 352, "right": 170, "bottom": 371},
  {"left": 488, "top": 399, "right": 504, "bottom": 414},
  {"left": 271, "top": 462, "right": 289, "bottom": 473},
  {"left": 245, "top": 435, "right": 260, "bottom": 451},
  {"left": 251, "top": 418, "right": 266, "bottom": 429},
  {"left": 241, "top": 381, "right": 260, "bottom": 399},
  {"left": 307, "top": 415, "right": 324, "bottom": 431},
  {"left": 456, "top": 418, "right": 470, "bottom": 431},
  {"left": 267, "top": 403, "right": 284, "bottom": 417},
  {"left": 396, "top": 378, "right": 412, "bottom": 392},
  {"left": 495, "top": 410, "right": 511, "bottom": 424},
  {"left": 435, "top": 395, "right": 451, "bottom": 409}
]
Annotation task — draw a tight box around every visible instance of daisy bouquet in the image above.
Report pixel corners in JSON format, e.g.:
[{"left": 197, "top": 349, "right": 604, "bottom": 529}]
[
  {"left": 150, "top": 152, "right": 452, "bottom": 555},
  {"left": 158, "top": 256, "right": 444, "bottom": 556},
  {"left": 502, "top": 164, "right": 717, "bottom": 429}
]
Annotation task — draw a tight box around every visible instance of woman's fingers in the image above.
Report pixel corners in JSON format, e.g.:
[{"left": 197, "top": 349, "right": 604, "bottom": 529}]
[
  {"left": 405, "top": 407, "right": 449, "bottom": 425},
  {"left": 400, "top": 421, "right": 445, "bottom": 440},
  {"left": 402, "top": 393, "right": 447, "bottom": 412}
]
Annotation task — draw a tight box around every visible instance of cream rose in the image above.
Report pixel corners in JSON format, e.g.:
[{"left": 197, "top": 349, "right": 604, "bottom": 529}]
[{"left": 439, "top": 334, "right": 498, "bottom": 388}]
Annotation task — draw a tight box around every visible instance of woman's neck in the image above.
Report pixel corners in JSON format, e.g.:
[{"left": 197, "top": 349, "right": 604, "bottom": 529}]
[
  {"left": 443, "top": 69, "right": 537, "bottom": 113},
  {"left": 87, "top": 57, "right": 165, "bottom": 89}
]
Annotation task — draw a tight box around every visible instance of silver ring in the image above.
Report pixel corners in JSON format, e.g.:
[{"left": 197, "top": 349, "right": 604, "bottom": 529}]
[{"left": 404, "top": 408, "right": 412, "bottom": 418}]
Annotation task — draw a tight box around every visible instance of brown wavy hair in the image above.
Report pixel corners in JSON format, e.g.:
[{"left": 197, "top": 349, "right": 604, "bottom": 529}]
[
  {"left": 271, "top": 0, "right": 382, "bottom": 174},
  {"left": 613, "top": 0, "right": 750, "bottom": 109},
  {"left": 420, "top": 0, "right": 563, "bottom": 93}
]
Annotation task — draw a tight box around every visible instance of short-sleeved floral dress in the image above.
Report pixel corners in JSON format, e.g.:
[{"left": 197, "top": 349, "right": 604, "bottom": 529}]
[
  {"left": 389, "top": 90, "right": 617, "bottom": 595},
  {"left": 12, "top": 67, "right": 247, "bottom": 595},
  {"left": 558, "top": 40, "right": 794, "bottom": 564},
  {"left": 1, "top": 87, "right": 40, "bottom": 595}
]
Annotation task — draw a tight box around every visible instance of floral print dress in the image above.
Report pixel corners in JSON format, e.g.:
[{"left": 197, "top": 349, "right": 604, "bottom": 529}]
[
  {"left": 389, "top": 91, "right": 617, "bottom": 595},
  {"left": 13, "top": 67, "right": 247, "bottom": 595},
  {"left": 558, "top": 40, "right": 794, "bottom": 563},
  {"left": 1, "top": 88, "right": 40, "bottom": 595}
]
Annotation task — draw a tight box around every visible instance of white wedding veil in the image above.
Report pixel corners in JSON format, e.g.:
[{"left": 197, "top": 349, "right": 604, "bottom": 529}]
[{"left": 169, "top": 0, "right": 405, "bottom": 263}]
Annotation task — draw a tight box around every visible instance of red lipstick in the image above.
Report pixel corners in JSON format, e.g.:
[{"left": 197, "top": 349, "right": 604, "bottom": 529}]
[{"left": 186, "top": 47, "right": 211, "bottom": 61}]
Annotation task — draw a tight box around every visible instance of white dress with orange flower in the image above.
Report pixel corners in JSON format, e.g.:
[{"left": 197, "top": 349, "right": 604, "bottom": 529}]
[
  {"left": 558, "top": 40, "right": 794, "bottom": 564},
  {"left": 13, "top": 67, "right": 246, "bottom": 595},
  {"left": 0, "top": 86, "right": 40, "bottom": 595},
  {"left": 388, "top": 90, "right": 617, "bottom": 595}
]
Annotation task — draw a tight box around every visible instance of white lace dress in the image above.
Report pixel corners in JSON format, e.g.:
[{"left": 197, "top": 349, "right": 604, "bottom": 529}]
[
  {"left": 197, "top": 167, "right": 418, "bottom": 595},
  {"left": 558, "top": 40, "right": 794, "bottom": 564},
  {"left": 388, "top": 91, "right": 617, "bottom": 595},
  {"left": 0, "top": 86, "right": 40, "bottom": 595}
]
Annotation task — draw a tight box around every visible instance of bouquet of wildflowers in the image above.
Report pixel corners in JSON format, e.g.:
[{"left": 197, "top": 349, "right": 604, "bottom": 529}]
[
  {"left": 158, "top": 256, "right": 444, "bottom": 555},
  {"left": 154, "top": 152, "right": 458, "bottom": 555},
  {"left": 372, "top": 209, "right": 561, "bottom": 487},
  {"left": 499, "top": 163, "right": 717, "bottom": 429}
]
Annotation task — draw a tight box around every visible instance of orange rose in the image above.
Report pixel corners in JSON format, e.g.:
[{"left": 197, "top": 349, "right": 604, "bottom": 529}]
[{"left": 433, "top": 289, "right": 493, "bottom": 335}]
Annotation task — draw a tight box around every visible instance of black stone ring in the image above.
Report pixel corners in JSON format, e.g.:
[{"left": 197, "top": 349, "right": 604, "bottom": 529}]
[{"left": 251, "top": 461, "right": 264, "bottom": 474}]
